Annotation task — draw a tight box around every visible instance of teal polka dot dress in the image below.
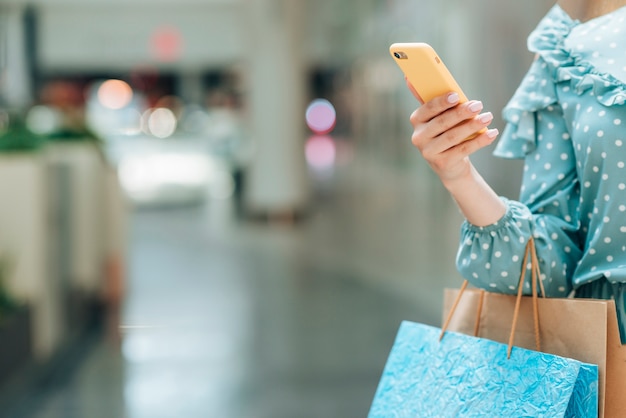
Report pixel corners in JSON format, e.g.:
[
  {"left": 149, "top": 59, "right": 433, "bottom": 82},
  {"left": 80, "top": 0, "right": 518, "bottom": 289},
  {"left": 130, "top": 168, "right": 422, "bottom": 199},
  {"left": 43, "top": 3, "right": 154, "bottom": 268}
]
[{"left": 456, "top": 5, "right": 626, "bottom": 341}]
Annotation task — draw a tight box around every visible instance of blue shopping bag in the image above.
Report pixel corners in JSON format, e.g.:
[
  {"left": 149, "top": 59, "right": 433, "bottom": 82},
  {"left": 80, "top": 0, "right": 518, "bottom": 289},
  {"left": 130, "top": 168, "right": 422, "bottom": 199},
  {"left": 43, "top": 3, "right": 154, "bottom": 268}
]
[
  {"left": 369, "top": 238, "right": 598, "bottom": 417},
  {"left": 368, "top": 321, "right": 598, "bottom": 417}
]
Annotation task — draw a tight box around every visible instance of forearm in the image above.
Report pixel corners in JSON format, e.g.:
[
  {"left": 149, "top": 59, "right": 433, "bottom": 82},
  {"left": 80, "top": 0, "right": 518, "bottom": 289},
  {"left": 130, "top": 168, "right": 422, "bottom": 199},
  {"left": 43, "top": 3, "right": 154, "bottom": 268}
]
[{"left": 442, "top": 163, "right": 507, "bottom": 227}]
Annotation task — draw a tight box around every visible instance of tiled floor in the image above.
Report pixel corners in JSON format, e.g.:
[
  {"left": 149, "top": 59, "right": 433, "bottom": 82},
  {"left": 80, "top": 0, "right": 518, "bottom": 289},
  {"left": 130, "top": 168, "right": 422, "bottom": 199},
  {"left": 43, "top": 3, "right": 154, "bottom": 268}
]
[{"left": 3, "top": 149, "right": 470, "bottom": 418}]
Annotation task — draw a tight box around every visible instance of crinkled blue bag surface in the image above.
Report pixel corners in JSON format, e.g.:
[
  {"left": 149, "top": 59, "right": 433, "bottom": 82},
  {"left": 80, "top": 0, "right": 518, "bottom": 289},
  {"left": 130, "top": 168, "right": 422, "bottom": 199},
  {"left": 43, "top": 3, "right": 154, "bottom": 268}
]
[{"left": 368, "top": 321, "right": 598, "bottom": 418}]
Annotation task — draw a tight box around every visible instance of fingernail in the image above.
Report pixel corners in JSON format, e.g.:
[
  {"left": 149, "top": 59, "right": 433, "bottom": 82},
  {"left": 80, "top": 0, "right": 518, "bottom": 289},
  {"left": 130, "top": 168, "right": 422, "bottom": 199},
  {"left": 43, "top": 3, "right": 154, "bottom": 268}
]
[
  {"left": 469, "top": 101, "right": 483, "bottom": 113},
  {"left": 478, "top": 112, "right": 493, "bottom": 123},
  {"left": 447, "top": 93, "right": 460, "bottom": 104},
  {"left": 486, "top": 128, "right": 499, "bottom": 139}
]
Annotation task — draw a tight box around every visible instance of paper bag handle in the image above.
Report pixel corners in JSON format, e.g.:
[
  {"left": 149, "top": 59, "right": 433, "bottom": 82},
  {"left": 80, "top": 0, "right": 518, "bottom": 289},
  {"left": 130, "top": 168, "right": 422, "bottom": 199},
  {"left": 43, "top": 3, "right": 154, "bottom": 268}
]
[
  {"left": 440, "top": 237, "right": 545, "bottom": 359},
  {"left": 473, "top": 289, "right": 485, "bottom": 337},
  {"left": 508, "top": 237, "right": 544, "bottom": 358}
]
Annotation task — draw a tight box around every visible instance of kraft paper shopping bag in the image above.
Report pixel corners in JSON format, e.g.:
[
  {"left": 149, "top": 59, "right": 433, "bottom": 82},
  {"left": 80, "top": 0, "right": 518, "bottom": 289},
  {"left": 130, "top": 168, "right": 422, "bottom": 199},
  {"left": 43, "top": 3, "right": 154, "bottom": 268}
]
[{"left": 443, "top": 288, "right": 626, "bottom": 417}]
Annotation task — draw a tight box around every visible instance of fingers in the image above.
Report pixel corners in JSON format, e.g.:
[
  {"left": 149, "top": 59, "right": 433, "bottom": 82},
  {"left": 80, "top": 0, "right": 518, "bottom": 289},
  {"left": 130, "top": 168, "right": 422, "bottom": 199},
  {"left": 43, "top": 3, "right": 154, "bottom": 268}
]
[
  {"left": 417, "top": 110, "right": 499, "bottom": 170},
  {"left": 429, "top": 128, "right": 500, "bottom": 171},
  {"left": 407, "top": 89, "right": 500, "bottom": 177},
  {"left": 412, "top": 104, "right": 493, "bottom": 154},
  {"left": 405, "top": 84, "right": 500, "bottom": 182},
  {"left": 409, "top": 91, "right": 463, "bottom": 126},
  {"left": 410, "top": 97, "right": 487, "bottom": 146},
  {"left": 428, "top": 111, "right": 494, "bottom": 154}
]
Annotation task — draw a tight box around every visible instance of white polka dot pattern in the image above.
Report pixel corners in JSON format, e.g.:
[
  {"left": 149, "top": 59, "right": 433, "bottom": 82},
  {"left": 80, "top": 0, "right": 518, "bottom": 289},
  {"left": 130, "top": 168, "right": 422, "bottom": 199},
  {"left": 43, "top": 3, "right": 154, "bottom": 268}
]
[{"left": 458, "top": 4, "right": 626, "bottom": 297}]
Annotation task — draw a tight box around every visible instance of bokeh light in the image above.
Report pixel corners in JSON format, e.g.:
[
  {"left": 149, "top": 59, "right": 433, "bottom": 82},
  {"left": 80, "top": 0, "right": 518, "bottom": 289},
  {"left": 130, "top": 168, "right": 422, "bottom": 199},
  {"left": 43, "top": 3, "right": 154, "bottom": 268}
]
[
  {"left": 305, "top": 135, "right": 336, "bottom": 170},
  {"left": 118, "top": 153, "right": 211, "bottom": 199},
  {"left": 180, "top": 105, "right": 210, "bottom": 134},
  {"left": 25, "top": 105, "right": 63, "bottom": 135},
  {"left": 155, "top": 95, "right": 185, "bottom": 118},
  {"left": 146, "top": 108, "right": 178, "bottom": 138},
  {"left": 40, "top": 80, "right": 85, "bottom": 109},
  {"left": 97, "top": 79, "right": 133, "bottom": 110},
  {"left": 305, "top": 98, "right": 336, "bottom": 135},
  {"left": 150, "top": 26, "right": 183, "bottom": 62}
]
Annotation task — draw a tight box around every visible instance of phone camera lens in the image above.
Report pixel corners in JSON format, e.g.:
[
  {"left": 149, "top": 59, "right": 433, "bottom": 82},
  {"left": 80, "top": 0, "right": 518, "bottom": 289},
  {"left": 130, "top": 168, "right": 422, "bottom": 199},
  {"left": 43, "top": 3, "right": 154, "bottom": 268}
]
[{"left": 393, "top": 52, "right": 401, "bottom": 59}]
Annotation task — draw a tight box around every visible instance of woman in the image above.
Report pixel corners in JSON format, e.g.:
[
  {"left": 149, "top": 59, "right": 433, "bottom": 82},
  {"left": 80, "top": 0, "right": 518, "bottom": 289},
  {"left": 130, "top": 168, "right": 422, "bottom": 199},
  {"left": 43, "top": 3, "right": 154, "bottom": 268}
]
[{"left": 408, "top": 0, "right": 626, "bottom": 341}]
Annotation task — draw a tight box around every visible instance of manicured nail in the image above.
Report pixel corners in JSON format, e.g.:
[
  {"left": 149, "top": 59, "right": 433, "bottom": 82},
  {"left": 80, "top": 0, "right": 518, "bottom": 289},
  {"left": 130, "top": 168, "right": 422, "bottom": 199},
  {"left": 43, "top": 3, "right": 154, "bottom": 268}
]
[
  {"left": 486, "top": 128, "right": 499, "bottom": 139},
  {"left": 478, "top": 112, "right": 493, "bottom": 123},
  {"left": 469, "top": 101, "right": 483, "bottom": 113},
  {"left": 447, "top": 93, "right": 460, "bottom": 104}
]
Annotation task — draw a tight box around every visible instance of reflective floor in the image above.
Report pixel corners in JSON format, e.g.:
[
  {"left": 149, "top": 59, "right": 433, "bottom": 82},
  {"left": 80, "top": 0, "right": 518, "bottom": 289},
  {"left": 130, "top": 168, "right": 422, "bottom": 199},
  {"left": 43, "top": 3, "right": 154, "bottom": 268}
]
[{"left": 2, "top": 149, "right": 468, "bottom": 418}]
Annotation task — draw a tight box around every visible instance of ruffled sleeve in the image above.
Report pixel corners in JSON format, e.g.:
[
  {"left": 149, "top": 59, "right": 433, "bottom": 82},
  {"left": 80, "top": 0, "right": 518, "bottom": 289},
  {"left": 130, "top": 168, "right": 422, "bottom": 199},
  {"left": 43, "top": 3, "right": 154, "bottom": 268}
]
[
  {"left": 457, "top": 188, "right": 582, "bottom": 297},
  {"left": 457, "top": 166, "right": 583, "bottom": 296},
  {"left": 494, "top": 60, "right": 558, "bottom": 159},
  {"left": 494, "top": 5, "right": 575, "bottom": 159},
  {"left": 456, "top": 5, "right": 585, "bottom": 296}
]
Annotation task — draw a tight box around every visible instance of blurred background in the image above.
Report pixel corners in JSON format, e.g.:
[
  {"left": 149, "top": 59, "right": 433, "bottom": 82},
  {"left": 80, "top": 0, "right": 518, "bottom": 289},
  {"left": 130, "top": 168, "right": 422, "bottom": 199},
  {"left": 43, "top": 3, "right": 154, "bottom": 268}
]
[{"left": 0, "top": 1, "right": 554, "bottom": 417}]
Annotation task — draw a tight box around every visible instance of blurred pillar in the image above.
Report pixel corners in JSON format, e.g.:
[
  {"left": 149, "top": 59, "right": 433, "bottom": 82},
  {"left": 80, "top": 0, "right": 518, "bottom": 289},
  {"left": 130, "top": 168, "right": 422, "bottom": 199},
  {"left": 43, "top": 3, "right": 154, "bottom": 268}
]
[
  {"left": 243, "top": 0, "right": 309, "bottom": 217},
  {"left": 0, "top": 154, "right": 61, "bottom": 360},
  {"left": 1, "top": 5, "right": 32, "bottom": 110}
]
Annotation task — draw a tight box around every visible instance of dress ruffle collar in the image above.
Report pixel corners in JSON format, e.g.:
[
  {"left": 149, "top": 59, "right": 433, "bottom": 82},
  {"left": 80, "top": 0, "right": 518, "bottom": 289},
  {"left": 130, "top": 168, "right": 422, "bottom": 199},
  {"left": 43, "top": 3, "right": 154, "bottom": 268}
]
[
  {"left": 495, "top": 5, "right": 626, "bottom": 159},
  {"left": 532, "top": 5, "right": 626, "bottom": 106}
]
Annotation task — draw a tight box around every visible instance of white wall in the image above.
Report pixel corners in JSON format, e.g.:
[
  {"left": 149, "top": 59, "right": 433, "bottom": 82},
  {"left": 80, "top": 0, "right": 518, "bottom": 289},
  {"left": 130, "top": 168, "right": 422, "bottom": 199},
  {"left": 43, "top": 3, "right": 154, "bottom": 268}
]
[
  {"left": 37, "top": 3, "right": 244, "bottom": 72},
  {"left": 30, "top": 0, "right": 375, "bottom": 73}
]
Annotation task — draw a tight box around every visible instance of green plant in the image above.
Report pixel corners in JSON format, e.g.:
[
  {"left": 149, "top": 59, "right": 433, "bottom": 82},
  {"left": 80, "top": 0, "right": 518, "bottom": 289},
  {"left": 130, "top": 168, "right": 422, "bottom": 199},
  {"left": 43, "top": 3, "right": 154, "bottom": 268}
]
[
  {"left": 46, "top": 125, "right": 102, "bottom": 143},
  {"left": 0, "top": 117, "right": 44, "bottom": 152}
]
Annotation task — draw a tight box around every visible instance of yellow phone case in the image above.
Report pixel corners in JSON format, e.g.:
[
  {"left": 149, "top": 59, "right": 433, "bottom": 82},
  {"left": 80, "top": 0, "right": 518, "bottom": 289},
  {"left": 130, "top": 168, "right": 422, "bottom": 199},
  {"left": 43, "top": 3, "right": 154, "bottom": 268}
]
[
  {"left": 389, "top": 42, "right": 468, "bottom": 103},
  {"left": 390, "top": 42, "right": 485, "bottom": 139}
]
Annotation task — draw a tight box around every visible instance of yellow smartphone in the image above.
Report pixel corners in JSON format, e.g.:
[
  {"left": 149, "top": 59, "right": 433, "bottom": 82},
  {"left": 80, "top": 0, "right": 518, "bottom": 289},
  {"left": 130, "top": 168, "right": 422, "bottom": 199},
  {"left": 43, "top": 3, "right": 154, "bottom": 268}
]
[
  {"left": 389, "top": 42, "right": 468, "bottom": 104},
  {"left": 390, "top": 42, "right": 485, "bottom": 139}
]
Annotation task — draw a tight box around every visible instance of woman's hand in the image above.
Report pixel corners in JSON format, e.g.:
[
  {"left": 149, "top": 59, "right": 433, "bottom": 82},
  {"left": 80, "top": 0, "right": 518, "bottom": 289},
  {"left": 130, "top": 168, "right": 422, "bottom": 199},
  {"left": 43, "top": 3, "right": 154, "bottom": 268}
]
[
  {"left": 408, "top": 88, "right": 499, "bottom": 186},
  {"left": 407, "top": 82, "right": 506, "bottom": 226}
]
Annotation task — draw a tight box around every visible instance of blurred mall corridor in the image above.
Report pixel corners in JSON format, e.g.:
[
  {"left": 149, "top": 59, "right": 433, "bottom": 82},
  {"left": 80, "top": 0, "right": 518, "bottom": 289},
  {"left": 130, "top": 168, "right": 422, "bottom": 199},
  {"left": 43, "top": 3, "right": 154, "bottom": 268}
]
[
  {"left": 1, "top": 151, "right": 465, "bottom": 418},
  {"left": 0, "top": 1, "right": 554, "bottom": 416}
]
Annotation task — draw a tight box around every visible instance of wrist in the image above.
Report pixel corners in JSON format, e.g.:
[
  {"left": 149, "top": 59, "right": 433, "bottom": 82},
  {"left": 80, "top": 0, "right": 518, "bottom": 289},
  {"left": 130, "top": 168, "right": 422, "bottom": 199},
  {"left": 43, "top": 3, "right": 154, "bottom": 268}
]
[
  {"left": 440, "top": 163, "right": 476, "bottom": 193},
  {"left": 440, "top": 164, "right": 507, "bottom": 227}
]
